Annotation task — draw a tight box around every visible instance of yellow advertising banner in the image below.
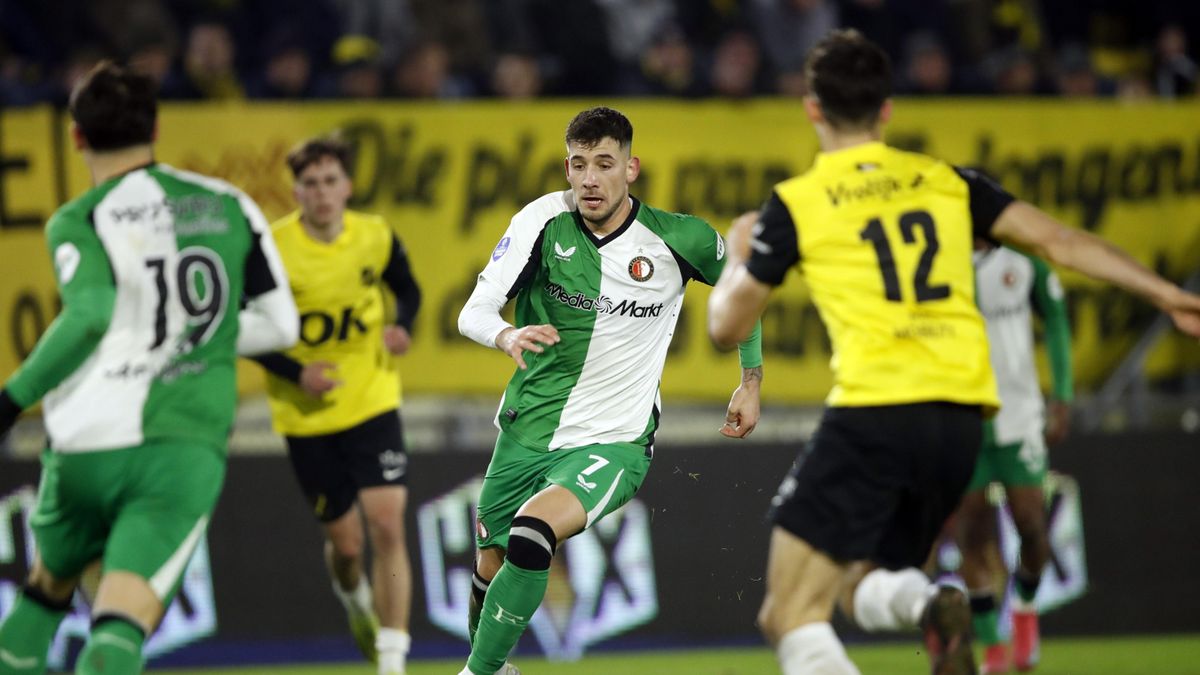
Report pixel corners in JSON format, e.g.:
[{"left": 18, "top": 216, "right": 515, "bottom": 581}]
[{"left": 3, "top": 100, "right": 1199, "bottom": 403}]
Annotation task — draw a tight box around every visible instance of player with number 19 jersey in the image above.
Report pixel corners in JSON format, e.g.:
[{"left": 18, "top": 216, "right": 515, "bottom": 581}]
[
  {"left": 10, "top": 164, "right": 290, "bottom": 453},
  {"left": 750, "top": 142, "right": 1000, "bottom": 410}
]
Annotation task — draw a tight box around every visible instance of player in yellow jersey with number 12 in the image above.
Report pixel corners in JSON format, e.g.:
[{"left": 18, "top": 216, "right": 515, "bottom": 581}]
[
  {"left": 250, "top": 136, "right": 421, "bottom": 675},
  {"left": 708, "top": 29, "right": 1200, "bottom": 675}
]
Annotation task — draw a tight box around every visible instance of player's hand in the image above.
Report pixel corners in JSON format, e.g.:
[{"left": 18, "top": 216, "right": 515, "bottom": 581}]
[
  {"left": 720, "top": 368, "right": 762, "bottom": 439},
  {"left": 1044, "top": 399, "right": 1071, "bottom": 446},
  {"left": 724, "top": 210, "right": 761, "bottom": 264},
  {"left": 299, "top": 361, "right": 341, "bottom": 397},
  {"left": 383, "top": 325, "right": 412, "bottom": 355},
  {"left": 496, "top": 324, "right": 560, "bottom": 370},
  {"left": 1163, "top": 287, "right": 1200, "bottom": 338}
]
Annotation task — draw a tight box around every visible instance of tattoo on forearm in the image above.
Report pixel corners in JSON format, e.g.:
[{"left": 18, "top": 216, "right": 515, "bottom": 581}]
[{"left": 742, "top": 366, "right": 763, "bottom": 383}]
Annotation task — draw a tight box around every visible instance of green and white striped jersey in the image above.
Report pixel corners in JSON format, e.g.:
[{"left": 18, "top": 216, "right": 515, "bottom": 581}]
[
  {"left": 461, "top": 191, "right": 755, "bottom": 451},
  {"left": 6, "top": 163, "right": 295, "bottom": 453},
  {"left": 974, "top": 246, "right": 1072, "bottom": 443}
]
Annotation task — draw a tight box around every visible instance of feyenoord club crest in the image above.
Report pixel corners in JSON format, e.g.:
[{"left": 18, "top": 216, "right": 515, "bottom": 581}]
[{"left": 628, "top": 256, "right": 654, "bottom": 282}]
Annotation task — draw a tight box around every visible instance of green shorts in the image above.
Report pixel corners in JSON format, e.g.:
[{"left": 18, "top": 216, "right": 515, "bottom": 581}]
[
  {"left": 31, "top": 440, "right": 225, "bottom": 604},
  {"left": 475, "top": 432, "right": 652, "bottom": 549},
  {"left": 966, "top": 420, "right": 1047, "bottom": 492}
]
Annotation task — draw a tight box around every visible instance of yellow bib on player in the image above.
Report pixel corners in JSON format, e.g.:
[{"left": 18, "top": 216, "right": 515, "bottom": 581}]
[
  {"left": 266, "top": 210, "right": 401, "bottom": 436},
  {"left": 776, "top": 142, "right": 998, "bottom": 409}
]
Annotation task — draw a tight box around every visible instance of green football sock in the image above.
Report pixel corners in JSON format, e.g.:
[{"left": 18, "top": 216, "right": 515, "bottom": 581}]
[
  {"left": 968, "top": 592, "right": 1001, "bottom": 646},
  {"left": 467, "top": 561, "right": 548, "bottom": 675},
  {"left": 75, "top": 617, "right": 144, "bottom": 675},
  {"left": 467, "top": 570, "right": 489, "bottom": 646},
  {"left": 0, "top": 590, "right": 68, "bottom": 674}
]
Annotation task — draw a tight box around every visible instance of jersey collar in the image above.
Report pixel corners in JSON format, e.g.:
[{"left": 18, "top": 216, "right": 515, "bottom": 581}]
[
  {"left": 814, "top": 141, "right": 889, "bottom": 168},
  {"left": 572, "top": 195, "right": 640, "bottom": 249}
]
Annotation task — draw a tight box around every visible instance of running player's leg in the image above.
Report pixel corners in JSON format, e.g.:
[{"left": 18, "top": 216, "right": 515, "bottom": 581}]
[
  {"left": 1, "top": 450, "right": 103, "bottom": 674},
  {"left": 0, "top": 559, "right": 77, "bottom": 675},
  {"left": 464, "top": 441, "right": 650, "bottom": 675},
  {"left": 359, "top": 485, "right": 411, "bottom": 675},
  {"left": 287, "top": 429, "right": 378, "bottom": 662},
  {"left": 1000, "top": 435, "right": 1050, "bottom": 672},
  {"left": 343, "top": 411, "right": 413, "bottom": 674},
  {"left": 759, "top": 528, "right": 859, "bottom": 675},
  {"left": 468, "top": 432, "right": 549, "bottom": 649},
  {"left": 76, "top": 440, "right": 223, "bottom": 675},
  {"left": 957, "top": 425, "right": 1009, "bottom": 673}
]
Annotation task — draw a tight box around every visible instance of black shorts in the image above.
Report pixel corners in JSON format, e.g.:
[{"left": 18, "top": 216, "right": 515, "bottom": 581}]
[
  {"left": 285, "top": 410, "right": 408, "bottom": 522},
  {"left": 769, "top": 402, "right": 982, "bottom": 570}
]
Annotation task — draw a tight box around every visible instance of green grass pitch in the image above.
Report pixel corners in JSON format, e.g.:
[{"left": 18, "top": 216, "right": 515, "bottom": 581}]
[{"left": 155, "top": 634, "right": 1200, "bottom": 674}]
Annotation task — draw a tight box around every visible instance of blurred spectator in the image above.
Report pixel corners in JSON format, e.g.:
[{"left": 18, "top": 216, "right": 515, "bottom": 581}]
[
  {"left": 594, "top": 0, "right": 677, "bottom": 81},
  {"left": 246, "top": 27, "right": 320, "bottom": 99},
  {"left": 126, "top": 31, "right": 177, "bottom": 89},
  {"left": 985, "top": 46, "right": 1042, "bottom": 95},
  {"left": 490, "top": 51, "right": 543, "bottom": 99},
  {"left": 412, "top": 0, "right": 493, "bottom": 86},
  {"left": 391, "top": 39, "right": 475, "bottom": 98},
  {"left": 631, "top": 24, "right": 705, "bottom": 97},
  {"left": 332, "top": 35, "right": 384, "bottom": 98},
  {"left": 89, "top": 0, "right": 178, "bottom": 63},
  {"left": 750, "top": 0, "right": 838, "bottom": 75},
  {"left": 329, "top": 0, "right": 417, "bottom": 68},
  {"left": 51, "top": 45, "right": 108, "bottom": 105},
  {"left": 492, "top": 0, "right": 617, "bottom": 96},
  {"left": 1054, "top": 42, "right": 1115, "bottom": 97},
  {"left": 1153, "top": 24, "right": 1197, "bottom": 97},
  {"left": 0, "top": 40, "right": 47, "bottom": 106},
  {"left": 897, "top": 31, "right": 955, "bottom": 95},
  {"left": 709, "top": 29, "right": 764, "bottom": 98},
  {"left": 162, "top": 19, "right": 243, "bottom": 99}
]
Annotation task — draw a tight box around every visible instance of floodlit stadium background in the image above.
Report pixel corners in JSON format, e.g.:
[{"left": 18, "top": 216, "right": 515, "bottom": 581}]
[{"left": 2, "top": 0, "right": 1199, "bottom": 671}]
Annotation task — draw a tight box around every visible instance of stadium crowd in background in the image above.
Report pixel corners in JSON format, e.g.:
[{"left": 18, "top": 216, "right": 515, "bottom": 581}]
[{"left": 1, "top": 0, "right": 1197, "bottom": 105}]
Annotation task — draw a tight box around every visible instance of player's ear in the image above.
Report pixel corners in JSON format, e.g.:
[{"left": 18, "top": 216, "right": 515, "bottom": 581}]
[
  {"left": 70, "top": 122, "right": 88, "bottom": 151},
  {"left": 803, "top": 96, "right": 824, "bottom": 125},
  {"left": 626, "top": 155, "right": 640, "bottom": 183},
  {"left": 878, "top": 99, "right": 893, "bottom": 125}
]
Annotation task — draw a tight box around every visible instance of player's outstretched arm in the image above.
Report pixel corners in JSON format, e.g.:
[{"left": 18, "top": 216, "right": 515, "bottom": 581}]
[
  {"left": 991, "top": 202, "right": 1200, "bottom": 338},
  {"left": 709, "top": 212, "right": 773, "bottom": 349}
]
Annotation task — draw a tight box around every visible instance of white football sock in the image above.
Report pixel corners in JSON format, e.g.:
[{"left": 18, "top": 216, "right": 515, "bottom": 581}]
[
  {"left": 777, "top": 622, "right": 860, "bottom": 675},
  {"left": 852, "top": 567, "right": 931, "bottom": 632},
  {"left": 378, "top": 627, "right": 410, "bottom": 674},
  {"left": 333, "top": 576, "right": 374, "bottom": 615}
]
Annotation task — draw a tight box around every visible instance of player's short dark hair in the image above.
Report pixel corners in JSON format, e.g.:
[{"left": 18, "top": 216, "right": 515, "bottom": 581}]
[
  {"left": 286, "top": 135, "right": 354, "bottom": 178},
  {"left": 805, "top": 29, "right": 892, "bottom": 131},
  {"left": 565, "top": 106, "right": 633, "bottom": 151},
  {"left": 68, "top": 61, "right": 157, "bottom": 152}
]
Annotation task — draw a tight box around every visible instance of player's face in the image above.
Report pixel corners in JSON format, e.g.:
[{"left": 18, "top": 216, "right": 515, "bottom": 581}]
[
  {"left": 566, "top": 137, "right": 639, "bottom": 229},
  {"left": 294, "top": 155, "right": 352, "bottom": 229}
]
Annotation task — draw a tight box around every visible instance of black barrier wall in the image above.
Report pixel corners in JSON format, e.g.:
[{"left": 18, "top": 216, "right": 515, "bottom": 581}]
[{"left": 1, "top": 432, "right": 1198, "bottom": 664}]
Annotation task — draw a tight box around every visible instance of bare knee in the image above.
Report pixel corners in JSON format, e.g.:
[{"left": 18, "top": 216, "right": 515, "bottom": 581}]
[
  {"left": 476, "top": 546, "right": 505, "bottom": 581},
  {"left": 27, "top": 560, "right": 78, "bottom": 604},
  {"left": 92, "top": 570, "right": 162, "bottom": 634},
  {"left": 325, "top": 515, "right": 366, "bottom": 563},
  {"left": 836, "top": 562, "right": 873, "bottom": 622},
  {"left": 360, "top": 486, "right": 408, "bottom": 550}
]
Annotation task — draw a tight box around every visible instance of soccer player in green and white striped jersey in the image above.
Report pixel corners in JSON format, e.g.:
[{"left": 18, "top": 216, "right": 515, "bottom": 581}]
[
  {"left": 456, "top": 107, "right": 764, "bottom": 675},
  {"left": 0, "top": 62, "right": 297, "bottom": 674},
  {"left": 960, "top": 245, "right": 1074, "bottom": 674}
]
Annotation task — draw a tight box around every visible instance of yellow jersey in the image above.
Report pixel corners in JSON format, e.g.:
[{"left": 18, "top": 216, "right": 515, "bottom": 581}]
[
  {"left": 747, "top": 141, "right": 1007, "bottom": 409},
  {"left": 263, "top": 210, "right": 419, "bottom": 436}
]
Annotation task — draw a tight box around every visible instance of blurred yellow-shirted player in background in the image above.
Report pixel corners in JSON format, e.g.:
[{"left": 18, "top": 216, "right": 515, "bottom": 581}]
[{"left": 250, "top": 135, "right": 421, "bottom": 675}]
